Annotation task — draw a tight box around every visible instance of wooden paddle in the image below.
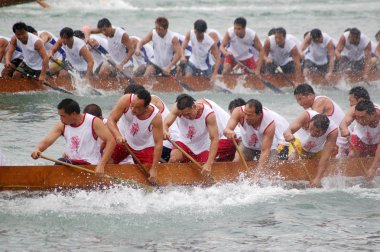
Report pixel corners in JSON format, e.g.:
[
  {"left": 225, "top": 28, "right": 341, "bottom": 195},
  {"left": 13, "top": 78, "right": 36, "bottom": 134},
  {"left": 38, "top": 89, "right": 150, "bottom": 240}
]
[
  {"left": 348, "top": 140, "right": 368, "bottom": 177},
  {"left": 40, "top": 154, "right": 153, "bottom": 191},
  {"left": 122, "top": 143, "right": 152, "bottom": 180},
  {"left": 290, "top": 140, "right": 312, "bottom": 183},
  {"left": 232, "top": 138, "right": 249, "bottom": 171},
  {"left": 168, "top": 138, "right": 216, "bottom": 183},
  {"left": 87, "top": 43, "right": 141, "bottom": 86},
  {"left": 11, "top": 66, "right": 73, "bottom": 94},
  {"left": 235, "top": 61, "right": 284, "bottom": 94},
  {"left": 49, "top": 57, "right": 102, "bottom": 95}
]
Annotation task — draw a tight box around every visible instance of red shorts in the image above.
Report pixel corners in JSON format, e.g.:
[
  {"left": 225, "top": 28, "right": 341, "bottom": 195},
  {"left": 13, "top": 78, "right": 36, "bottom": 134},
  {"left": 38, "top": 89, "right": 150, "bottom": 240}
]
[
  {"left": 173, "top": 141, "right": 209, "bottom": 163},
  {"left": 216, "top": 138, "right": 236, "bottom": 162},
  {"left": 111, "top": 143, "right": 155, "bottom": 164},
  {"left": 224, "top": 55, "right": 256, "bottom": 73},
  {"left": 350, "top": 135, "right": 378, "bottom": 157}
]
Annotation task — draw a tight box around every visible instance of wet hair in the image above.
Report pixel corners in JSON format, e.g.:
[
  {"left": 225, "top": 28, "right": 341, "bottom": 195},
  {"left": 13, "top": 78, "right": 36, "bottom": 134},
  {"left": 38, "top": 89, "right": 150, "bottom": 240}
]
[
  {"left": 375, "top": 30, "right": 380, "bottom": 40},
  {"left": 275, "top": 27, "right": 287, "bottom": 38},
  {"left": 268, "top": 27, "right": 276, "bottom": 36},
  {"left": 228, "top": 98, "right": 246, "bottom": 112},
  {"left": 349, "top": 86, "right": 370, "bottom": 101},
  {"left": 135, "top": 89, "right": 151, "bottom": 107},
  {"left": 12, "top": 22, "right": 27, "bottom": 33},
  {"left": 294, "top": 84, "right": 315, "bottom": 96},
  {"left": 194, "top": 19, "right": 207, "bottom": 33},
  {"left": 176, "top": 94, "right": 195, "bottom": 110},
  {"left": 155, "top": 17, "right": 169, "bottom": 30},
  {"left": 245, "top": 99, "right": 263, "bottom": 115},
  {"left": 26, "top": 25, "right": 37, "bottom": 34},
  {"left": 310, "top": 114, "right": 330, "bottom": 132},
  {"left": 124, "top": 84, "right": 145, "bottom": 94},
  {"left": 355, "top": 100, "right": 376, "bottom": 115},
  {"left": 350, "top": 28, "right": 361, "bottom": 37},
  {"left": 310, "top": 28, "right": 322, "bottom": 40},
  {"left": 234, "top": 17, "right": 247, "bottom": 28},
  {"left": 83, "top": 104, "right": 102, "bottom": 118},
  {"left": 97, "top": 18, "right": 112, "bottom": 29},
  {"left": 73, "top": 30, "right": 85, "bottom": 39},
  {"left": 60, "top": 27, "right": 74, "bottom": 38},
  {"left": 57, "top": 98, "right": 80, "bottom": 115}
]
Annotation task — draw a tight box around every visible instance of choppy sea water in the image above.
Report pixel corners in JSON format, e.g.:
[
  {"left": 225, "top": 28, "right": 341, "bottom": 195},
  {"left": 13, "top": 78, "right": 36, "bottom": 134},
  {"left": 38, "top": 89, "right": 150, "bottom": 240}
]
[{"left": 1, "top": 0, "right": 380, "bottom": 251}]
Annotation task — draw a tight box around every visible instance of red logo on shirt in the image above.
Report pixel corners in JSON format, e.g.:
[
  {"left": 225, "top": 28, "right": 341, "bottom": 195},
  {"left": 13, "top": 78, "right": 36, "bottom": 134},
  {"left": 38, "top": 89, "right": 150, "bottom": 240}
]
[
  {"left": 248, "top": 133, "right": 258, "bottom": 146},
  {"left": 304, "top": 141, "right": 316, "bottom": 151},
  {"left": 130, "top": 123, "right": 139, "bottom": 136},
  {"left": 70, "top": 135, "right": 80, "bottom": 153},
  {"left": 186, "top": 125, "right": 196, "bottom": 140}
]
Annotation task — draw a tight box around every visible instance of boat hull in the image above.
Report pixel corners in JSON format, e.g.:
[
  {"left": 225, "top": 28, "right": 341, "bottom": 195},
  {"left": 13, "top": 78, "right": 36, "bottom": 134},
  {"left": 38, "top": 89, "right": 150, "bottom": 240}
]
[{"left": 0, "top": 158, "right": 376, "bottom": 191}]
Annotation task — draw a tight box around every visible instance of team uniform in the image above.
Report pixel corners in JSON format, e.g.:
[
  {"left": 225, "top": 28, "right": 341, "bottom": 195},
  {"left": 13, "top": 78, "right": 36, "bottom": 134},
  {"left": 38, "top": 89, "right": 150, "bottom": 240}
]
[
  {"left": 264, "top": 34, "right": 297, "bottom": 74},
  {"left": 112, "top": 94, "right": 160, "bottom": 164},
  {"left": 201, "top": 98, "right": 240, "bottom": 161},
  {"left": 106, "top": 27, "right": 133, "bottom": 74},
  {"left": 304, "top": 32, "right": 334, "bottom": 73},
  {"left": 62, "top": 36, "right": 88, "bottom": 76},
  {"left": 185, "top": 30, "right": 215, "bottom": 78},
  {"left": 61, "top": 113, "right": 101, "bottom": 165},
  {"left": 175, "top": 103, "right": 215, "bottom": 163},
  {"left": 0, "top": 35, "right": 23, "bottom": 77},
  {"left": 224, "top": 26, "right": 257, "bottom": 71},
  {"left": 149, "top": 29, "right": 177, "bottom": 74},
  {"left": 38, "top": 31, "right": 66, "bottom": 68},
  {"left": 15, "top": 32, "right": 44, "bottom": 77},
  {"left": 350, "top": 105, "right": 380, "bottom": 156},
  {"left": 238, "top": 106, "right": 289, "bottom": 160},
  {"left": 290, "top": 110, "right": 338, "bottom": 159},
  {"left": 88, "top": 34, "right": 109, "bottom": 73},
  {"left": 337, "top": 31, "right": 371, "bottom": 72}
]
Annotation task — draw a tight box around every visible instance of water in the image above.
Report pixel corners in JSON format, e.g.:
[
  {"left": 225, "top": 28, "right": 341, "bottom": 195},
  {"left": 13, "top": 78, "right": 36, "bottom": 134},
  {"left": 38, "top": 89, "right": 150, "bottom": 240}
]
[{"left": 1, "top": 0, "right": 380, "bottom": 251}]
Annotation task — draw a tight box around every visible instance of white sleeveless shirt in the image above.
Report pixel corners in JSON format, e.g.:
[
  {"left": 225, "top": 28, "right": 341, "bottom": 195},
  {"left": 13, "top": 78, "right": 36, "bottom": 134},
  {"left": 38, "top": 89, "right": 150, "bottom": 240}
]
[
  {"left": 227, "top": 26, "right": 255, "bottom": 61},
  {"left": 201, "top": 98, "right": 241, "bottom": 139},
  {"left": 107, "top": 27, "right": 132, "bottom": 67},
  {"left": 341, "top": 31, "right": 370, "bottom": 61},
  {"left": 305, "top": 32, "right": 333, "bottom": 65},
  {"left": 62, "top": 36, "right": 87, "bottom": 72},
  {"left": 240, "top": 106, "right": 289, "bottom": 150},
  {"left": 37, "top": 30, "right": 65, "bottom": 61},
  {"left": 89, "top": 34, "right": 109, "bottom": 69},
  {"left": 63, "top": 114, "right": 101, "bottom": 164},
  {"left": 297, "top": 110, "right": 338, "bottom": 153},
  {"left": 268, "top": 35, "right": 296, "bottom": 66},
  {"left": 16, "top": 32, "right": 43, "bottom": 70},
  {"left": 122, "top": 94, "right": 160, "bottom": 150},
  {"left": 152, "top": 29, "right": 175, "bottom": 68},
  {"left": 177, "top": 103, "right": 214, "bottom": 154},
  {"left": 130, "top": 35, "right": 154, "bottom": 68},
  {"left": 0, "top": 36, "right": 23, "bottom": 62},
  {"left": 354, "top": 106, "right": 380, "bottom": 145},
  {"left": 188, "top": 30, "right": 214, "bottom": 70}
]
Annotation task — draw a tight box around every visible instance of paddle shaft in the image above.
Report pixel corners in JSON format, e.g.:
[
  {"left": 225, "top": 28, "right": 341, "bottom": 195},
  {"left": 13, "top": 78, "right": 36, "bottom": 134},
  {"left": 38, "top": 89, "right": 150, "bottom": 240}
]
[
  {"left": 290, "top": 140, "right": 312, "bottom": 182},
  {"left": 232, "top": 138, "right": 249, "bottom": 171},
  {"left": 168, "top": 138, "right": 215, "bottom": 183},
  {"left": 236, "top": 61, "right": 284, "bottom": 94},
  {"left": 275, "top": 66, "right": 296, "bottom": 88},
  {"left": 123, "top": 143, "right": 151, "bottom": 179},
  {"left": 11, "top": 65, "right": 73, "bottom": 94},
  {"left": 40, "top": 154, "right": 152, "bottom": 190}
]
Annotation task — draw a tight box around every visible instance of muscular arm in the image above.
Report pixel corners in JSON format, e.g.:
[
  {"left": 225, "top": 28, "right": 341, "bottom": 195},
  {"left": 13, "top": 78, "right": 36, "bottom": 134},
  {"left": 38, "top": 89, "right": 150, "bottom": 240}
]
[
  {"left": 300, "top": 33, "right": 312, "bottom": 58},
  {"left": 205, "top": 113, "right": 219, "bottom": 167},
  {"left": 49, "top": 38, "right": 63, "bottom": 57},
  {"left": 258, "top": 122, "right": 275, "bottom": 168},
  {"left": 312, "top": 97, "right": 331, "bottom": 115},
  {"left": 163, "top": 104, "right": 180, "bottom": 139},
  {"left": 210, "top": 41, "right": 221, "bottom": 81},
  {"left": 0, "top": 39, "right": 8, "bottom": 62},
  {"left": 335, "top": 35, "right": 346, "bottom": 59},
  {"left": 136, "top": 31, "right": 153, "bottom": 51},
  {"left": 93, "top": 118, "right": 116, "bottom": 173},
  {"left": 219, "top": 32, "right": 231, "bottom": 57},
  {"left": 339, "top": 107, "right": 355, "bottom": 137},
  {"left": 258, "top": 38, "right": 271, "bottom": 66},
  {"left": 107, "top": 94, "right": 131, "bottom": 143},
  {"left": 5, "top": 36, "right": 16, "bottom": 66},
  {"left": 79, "top": 45, "right": 94, "bottom": 79},
  {"left": 326, "top": 40, "right": 335, "bottom": 74},
  {"left": 167, "top": 36, "right": 181, "bottom": 70},
  {"left": 312, "top": 129, "right": 338, "bottom": 187},
  {"left": 181, "top": 31, "right": 190, "bottom": 62},
  {"left": 34, "top": 40, "right": 49, "bottom": 80},
  {"left": 119, "top": 33, "right": 134, "bottom": 67},
  {"left": 283, "top": 111, "right": 309, "bottom": 141},
  {"left": 363, "top": 41, "right": 372, "bottom": 76},
  {"left": 31, "top": 122, "right": 64, "bottom": 158},
  {"left": 367, "top": 142, "right": 380, "bottom": 180},
  {"left": 223, "top": 107, "right": 241, "bottom": 139},
  {"left": 290, "top": 46, "right": 302, "bottom": 79},
  {"left": 253, "top": 34, "right": 263, "bottom": 73},
  {"left": 151, "top": 113, "right": 164, "bottom": 172}
]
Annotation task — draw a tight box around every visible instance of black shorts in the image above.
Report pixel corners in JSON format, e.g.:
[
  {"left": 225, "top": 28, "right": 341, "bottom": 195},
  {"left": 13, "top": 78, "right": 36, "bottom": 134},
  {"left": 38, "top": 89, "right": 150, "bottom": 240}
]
[
  {"left": 16, "top": 61, "right": 41, "bottom": 78},
  {"left": 303, "top": 59, "right": 328, "bottom": 73}
]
